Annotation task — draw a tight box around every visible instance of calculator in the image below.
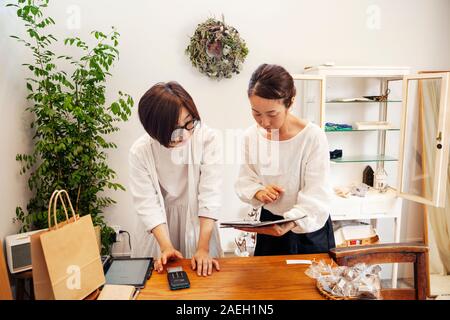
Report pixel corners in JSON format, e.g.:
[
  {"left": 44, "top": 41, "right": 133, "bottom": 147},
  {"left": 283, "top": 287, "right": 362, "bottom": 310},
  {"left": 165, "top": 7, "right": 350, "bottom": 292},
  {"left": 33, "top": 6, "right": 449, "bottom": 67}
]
[{"left": 167, "top": 266, "right": 190, "bottom": 290}]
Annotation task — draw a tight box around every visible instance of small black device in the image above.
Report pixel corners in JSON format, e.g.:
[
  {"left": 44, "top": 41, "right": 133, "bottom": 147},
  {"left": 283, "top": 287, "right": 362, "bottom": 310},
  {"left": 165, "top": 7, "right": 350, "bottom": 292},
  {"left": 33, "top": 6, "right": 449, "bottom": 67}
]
[{"left": 167, "top": 266, "right": 190, "bottom": 290}]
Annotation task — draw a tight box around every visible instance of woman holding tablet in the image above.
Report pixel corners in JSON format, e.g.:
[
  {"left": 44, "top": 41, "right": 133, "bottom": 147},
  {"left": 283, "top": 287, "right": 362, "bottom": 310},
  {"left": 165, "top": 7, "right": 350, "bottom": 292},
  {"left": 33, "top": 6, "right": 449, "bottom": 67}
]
[{"left": 235, "top": 64, "right": 336, "bottom": 255}]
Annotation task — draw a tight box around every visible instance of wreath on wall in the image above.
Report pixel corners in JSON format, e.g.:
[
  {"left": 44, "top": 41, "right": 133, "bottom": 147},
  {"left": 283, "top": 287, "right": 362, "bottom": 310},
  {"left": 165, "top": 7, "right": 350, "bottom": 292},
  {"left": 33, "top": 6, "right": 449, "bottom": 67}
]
[{"left": 185, "top": 16, "right": 249, "bottom": 80}]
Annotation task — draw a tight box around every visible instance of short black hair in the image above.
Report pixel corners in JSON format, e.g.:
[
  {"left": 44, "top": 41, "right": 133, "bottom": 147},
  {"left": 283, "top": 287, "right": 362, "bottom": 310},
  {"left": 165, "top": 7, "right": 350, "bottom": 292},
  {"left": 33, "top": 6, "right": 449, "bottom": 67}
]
[{"left": 138, "top": 81, "right": 201, "bottom": 147}]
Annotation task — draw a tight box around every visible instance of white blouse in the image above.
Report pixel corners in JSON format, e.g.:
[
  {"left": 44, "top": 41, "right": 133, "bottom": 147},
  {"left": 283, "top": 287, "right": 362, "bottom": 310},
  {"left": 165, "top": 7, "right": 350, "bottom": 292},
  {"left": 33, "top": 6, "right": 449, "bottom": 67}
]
[
  {"left": 128, "top": 124, "right": 223, "bottom": 258},
  {"left": 235, "top": 122, "right": 333, "bottom": 234},
  {"left": 151, "top": 141, "right": 188, "bottom": 204}
]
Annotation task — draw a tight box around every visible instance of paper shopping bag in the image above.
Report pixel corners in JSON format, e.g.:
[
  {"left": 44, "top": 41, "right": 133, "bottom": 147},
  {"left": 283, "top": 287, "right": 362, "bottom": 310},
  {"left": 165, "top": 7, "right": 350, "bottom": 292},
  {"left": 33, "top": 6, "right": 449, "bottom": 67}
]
[
  {"left": 31, "top": 228, "right": 54, "bottom": 300},
  {"left": 31, "top": 190, "right": 105, "bottom": 300},
  {"left": 31, "top": 190, "right": 75, "bottom": 300}
]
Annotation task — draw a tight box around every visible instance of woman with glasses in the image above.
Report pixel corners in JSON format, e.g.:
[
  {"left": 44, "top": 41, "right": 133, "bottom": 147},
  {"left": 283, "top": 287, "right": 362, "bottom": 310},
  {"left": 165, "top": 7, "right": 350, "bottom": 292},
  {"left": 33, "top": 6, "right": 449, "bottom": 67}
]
[
  {"left": 234, "top": 64, "right": 335, "bottom": 255},
  {"left": 129, "top": 81, "right": 223, "bottom": 276}
]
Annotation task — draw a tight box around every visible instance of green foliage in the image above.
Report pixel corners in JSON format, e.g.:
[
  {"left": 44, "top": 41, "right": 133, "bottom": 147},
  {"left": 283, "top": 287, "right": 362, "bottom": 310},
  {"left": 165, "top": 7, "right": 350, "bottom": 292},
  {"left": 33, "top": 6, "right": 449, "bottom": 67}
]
[
  {"left": 92, "top": 215, "right": 117, "bottom": 255},
  {"left": 8, "top": 0, "right": 134, "bottom": 255},
  {"left": 185, "top": 15, "right": 249, "bottom": 80}
]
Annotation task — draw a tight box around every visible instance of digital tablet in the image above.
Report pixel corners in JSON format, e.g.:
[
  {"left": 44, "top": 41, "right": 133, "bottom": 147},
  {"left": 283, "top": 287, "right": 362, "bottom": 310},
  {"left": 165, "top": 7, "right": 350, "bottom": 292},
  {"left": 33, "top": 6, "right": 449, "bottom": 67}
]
[
  {"left": 220, "top": 216, "right": 305, "bottom": 228},
  {"left": 103, "top": 257, "right": 153, "bottom": 288}
]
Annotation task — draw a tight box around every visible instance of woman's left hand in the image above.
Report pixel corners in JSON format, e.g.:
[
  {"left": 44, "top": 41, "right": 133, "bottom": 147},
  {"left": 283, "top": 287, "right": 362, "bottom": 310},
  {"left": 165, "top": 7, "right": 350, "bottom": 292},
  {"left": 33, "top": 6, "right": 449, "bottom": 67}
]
[
  {"left": 191, "top": 248, "right": 220, "bottom": 277},
  {"left": 236, "top": 221, "right": 297, "bottom": 237}
]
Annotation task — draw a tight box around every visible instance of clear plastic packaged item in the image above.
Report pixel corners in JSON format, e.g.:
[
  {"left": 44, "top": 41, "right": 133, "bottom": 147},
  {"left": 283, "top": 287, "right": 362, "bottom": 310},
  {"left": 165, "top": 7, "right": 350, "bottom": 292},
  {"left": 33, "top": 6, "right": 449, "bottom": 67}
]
[
  {"left": 305, "top": 260, "right": 382, "bottom": 300},
  {"left": 350, "top": 183, "right": 369, "bottom": 197}
]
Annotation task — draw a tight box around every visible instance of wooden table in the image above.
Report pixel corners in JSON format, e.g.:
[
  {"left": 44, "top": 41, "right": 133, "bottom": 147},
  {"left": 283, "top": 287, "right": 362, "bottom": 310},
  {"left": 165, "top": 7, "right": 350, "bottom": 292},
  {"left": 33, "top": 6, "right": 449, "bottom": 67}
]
[{"left": 138, "top": 254, "right": 330, "bottom": 300}]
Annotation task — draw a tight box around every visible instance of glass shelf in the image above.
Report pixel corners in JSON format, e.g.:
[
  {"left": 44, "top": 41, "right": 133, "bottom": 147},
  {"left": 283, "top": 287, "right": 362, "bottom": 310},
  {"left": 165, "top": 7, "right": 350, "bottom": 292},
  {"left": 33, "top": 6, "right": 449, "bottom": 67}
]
[
  {"left": 325, "top": 128, "right": 400, "bottom": 132},
  {"left": 330, "top": 155, "right": 398, "bottom": 163},
  {"left": 325, "top": 100, "right": 402, "bottom": 104}
]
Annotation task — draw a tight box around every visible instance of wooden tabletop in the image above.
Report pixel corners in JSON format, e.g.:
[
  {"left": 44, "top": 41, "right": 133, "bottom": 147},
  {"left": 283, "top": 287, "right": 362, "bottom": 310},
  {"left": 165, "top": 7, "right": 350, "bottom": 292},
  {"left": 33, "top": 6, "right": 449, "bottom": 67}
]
[{"left": 138, "top": 253, "right": 330, "bottom": 300}]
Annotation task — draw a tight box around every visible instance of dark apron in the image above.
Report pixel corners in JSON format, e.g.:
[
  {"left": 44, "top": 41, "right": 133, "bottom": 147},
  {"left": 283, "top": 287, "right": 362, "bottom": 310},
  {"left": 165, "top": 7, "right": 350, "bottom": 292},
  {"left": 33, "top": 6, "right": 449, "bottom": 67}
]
[{"left": 254, "top": 207, "right": 336, "bottom": 256}]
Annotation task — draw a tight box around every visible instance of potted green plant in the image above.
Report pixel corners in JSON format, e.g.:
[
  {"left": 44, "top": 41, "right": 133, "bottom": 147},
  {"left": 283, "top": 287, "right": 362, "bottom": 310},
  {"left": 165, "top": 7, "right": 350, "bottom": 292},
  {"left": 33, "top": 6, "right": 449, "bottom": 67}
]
[{"left": 8, "top": 0, "right": 134, "bottom": 255}]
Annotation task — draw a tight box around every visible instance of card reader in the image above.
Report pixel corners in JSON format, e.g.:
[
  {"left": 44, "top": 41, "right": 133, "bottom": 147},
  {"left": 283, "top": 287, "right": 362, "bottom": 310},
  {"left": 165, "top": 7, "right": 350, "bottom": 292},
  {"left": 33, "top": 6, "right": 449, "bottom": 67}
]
[{"left": 167, "top": 266, "right": 190, "bottom": 290}]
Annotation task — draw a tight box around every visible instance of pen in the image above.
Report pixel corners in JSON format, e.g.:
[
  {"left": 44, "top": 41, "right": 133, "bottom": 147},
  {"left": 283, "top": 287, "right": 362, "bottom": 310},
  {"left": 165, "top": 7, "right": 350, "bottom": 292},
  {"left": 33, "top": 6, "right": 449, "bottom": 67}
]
[{"left": 132, "top": 288, "right": 140, "bottom": 300}]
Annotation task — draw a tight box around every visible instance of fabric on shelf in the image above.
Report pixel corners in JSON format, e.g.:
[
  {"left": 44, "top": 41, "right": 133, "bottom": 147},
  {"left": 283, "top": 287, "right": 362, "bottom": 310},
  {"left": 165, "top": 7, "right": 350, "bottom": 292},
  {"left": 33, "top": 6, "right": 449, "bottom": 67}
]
[{"left": 325, "top": 122, "right": 353, "bottom": 131}]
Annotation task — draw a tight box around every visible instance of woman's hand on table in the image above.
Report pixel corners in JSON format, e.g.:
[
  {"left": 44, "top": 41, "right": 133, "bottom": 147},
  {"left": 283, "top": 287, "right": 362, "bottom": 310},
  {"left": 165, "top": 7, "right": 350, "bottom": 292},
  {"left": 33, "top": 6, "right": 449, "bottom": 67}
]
[
  {"left": 191, "top": 248, "right": 220, "bottom": 277},
  {"left": 154, "top": 246, "right": 184, "bottom": 273},
  {"left": 254, "top": 184, "right": 285, "bottom": 204},
  {"left": 236, "top": 221, "right": 297, "bottom": 237}
]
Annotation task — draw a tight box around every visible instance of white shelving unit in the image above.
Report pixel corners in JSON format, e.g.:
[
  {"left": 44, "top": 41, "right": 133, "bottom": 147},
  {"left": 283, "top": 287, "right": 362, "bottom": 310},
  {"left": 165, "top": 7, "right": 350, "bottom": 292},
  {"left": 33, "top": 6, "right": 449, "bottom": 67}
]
[{"left": 292, "top": 66, "right": 450, "bottom": 288}]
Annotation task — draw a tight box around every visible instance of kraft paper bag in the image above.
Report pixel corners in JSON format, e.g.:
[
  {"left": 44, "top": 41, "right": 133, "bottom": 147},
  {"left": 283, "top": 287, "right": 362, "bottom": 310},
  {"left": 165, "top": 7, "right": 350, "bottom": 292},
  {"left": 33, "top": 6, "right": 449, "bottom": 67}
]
[
  {"left": 31, "top": 190, "right": 105, "bottom": 300},
  {"left": 31, "top": 190, "right": 76, "bottom": 300},
  {"left": 31, "top": 228, "right": 54, "bottom": 300}
]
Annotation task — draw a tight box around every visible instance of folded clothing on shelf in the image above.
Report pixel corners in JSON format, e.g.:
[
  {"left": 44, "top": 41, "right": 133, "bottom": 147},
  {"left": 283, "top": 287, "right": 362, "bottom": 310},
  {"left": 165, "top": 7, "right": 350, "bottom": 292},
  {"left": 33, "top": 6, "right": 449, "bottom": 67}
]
[{"left": 325, "top": 122, "right": 353, "bottom": 131}]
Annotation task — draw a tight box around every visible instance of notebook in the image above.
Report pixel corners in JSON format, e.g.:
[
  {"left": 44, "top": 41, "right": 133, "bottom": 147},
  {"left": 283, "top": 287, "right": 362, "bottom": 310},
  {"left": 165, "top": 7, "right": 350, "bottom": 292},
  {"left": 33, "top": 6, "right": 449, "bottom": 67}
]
[{"left": 97, "top": 284, "right": 137, "bottom": 300}]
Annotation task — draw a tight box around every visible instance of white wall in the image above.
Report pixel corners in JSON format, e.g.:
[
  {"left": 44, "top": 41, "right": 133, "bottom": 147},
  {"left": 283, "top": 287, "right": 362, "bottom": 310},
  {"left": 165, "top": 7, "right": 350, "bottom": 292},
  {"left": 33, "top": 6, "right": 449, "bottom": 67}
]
[
  {"left": 1, "top": 0, "right": 449, "bottom": 255},
  {"left": 0, "top": 6, "right": 34, "bottom": 240}
]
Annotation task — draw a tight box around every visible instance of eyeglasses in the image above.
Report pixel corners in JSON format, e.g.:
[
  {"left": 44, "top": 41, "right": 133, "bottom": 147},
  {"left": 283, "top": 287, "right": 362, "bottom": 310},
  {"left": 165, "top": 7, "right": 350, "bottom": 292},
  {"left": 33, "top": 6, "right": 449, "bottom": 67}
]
[
  {"left": 174, "top": 119, "right": 199, "bottom": 131},
  {"left": 169, "top": 119, "right": 200, "bottom": 145}
]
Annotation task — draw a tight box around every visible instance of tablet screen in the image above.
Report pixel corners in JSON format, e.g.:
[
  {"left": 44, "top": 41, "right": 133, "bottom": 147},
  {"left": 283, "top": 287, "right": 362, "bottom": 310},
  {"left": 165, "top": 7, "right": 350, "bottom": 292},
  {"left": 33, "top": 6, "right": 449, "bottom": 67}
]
[{"left": 104, "top": 258, "right": 153, "bottom": 287}]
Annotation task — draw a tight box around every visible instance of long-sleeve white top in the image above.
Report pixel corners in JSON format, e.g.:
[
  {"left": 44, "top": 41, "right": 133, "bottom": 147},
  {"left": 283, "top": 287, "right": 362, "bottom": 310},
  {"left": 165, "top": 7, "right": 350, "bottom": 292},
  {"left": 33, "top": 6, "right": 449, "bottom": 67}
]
[
  {"left": 235, "top": 122, "right": 333, "bottom": 234},
  {"left": 128, "top": 124, "right": 223, "bottom": 258}
]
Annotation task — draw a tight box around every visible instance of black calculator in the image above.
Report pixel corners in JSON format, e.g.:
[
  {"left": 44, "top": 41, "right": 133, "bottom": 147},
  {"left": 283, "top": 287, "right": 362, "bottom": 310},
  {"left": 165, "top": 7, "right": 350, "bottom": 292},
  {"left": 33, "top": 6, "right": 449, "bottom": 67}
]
[{"left": 167, "top": 267, "right": 190, "bottom": 290}]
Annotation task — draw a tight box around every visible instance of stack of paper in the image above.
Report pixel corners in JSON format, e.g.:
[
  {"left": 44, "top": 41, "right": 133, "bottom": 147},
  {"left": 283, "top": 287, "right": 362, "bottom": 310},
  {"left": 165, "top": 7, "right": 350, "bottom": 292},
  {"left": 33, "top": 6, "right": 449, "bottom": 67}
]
[
  {"left": 328, "top": 97, "right": 372, "bottom": 102},
  {"left": 354, "top": 121, "right": 394, "bottom": 130}
]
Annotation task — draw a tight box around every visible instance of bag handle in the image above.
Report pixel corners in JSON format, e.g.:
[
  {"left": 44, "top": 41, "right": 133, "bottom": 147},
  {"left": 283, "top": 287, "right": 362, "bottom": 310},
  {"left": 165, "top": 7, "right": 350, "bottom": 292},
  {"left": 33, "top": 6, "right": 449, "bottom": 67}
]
[
  {"left": 47, "top": 189, "right": 67, "bottom": 228},
  {"left": 54, "top": 189, "right": 77, "bottom": 219},
  {"left": 47, "top": 189, "right": 78, "bottom": 229},
  {"left": 53, "top": 190, "right": 78, "bottom": 228}
]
